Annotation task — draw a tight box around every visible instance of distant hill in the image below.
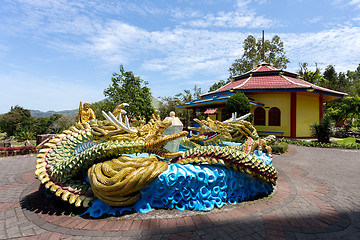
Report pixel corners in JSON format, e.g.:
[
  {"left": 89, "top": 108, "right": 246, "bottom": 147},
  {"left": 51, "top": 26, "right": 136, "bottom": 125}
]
[{"left": 30, "top": 109, "right": 77, "bottom": 117}]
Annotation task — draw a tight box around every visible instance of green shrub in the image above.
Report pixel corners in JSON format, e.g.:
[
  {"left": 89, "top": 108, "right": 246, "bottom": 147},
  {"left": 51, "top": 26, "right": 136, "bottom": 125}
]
[
  {"left": 278, "top": 138, "right": 360, "bottom": 149},
  {"left": 16, "top": 130, "right": 35, "bottom": 142},
  {"left": 269, "top": 141, "right": 288, "bottom": 154},
  {"left": 310, "top": 115, "right": 334, "bottom": 143},
  {"left": 225, "top": 92, "right": 251, "bottom": 116}
]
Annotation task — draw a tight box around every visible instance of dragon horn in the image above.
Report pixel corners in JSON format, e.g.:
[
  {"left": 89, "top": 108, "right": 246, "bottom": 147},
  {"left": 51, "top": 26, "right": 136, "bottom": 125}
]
[
  {"left": 108, "top": 111, "right": 137, "bottom": 133},
  {"left": 102, "top": 111, "right": 137, "bottom": 133},
  {"left": 224, "top": 113, "right": 251, "bottom": 123},
  {"left": 125, "top": 115, "right": 130, "bottom": 128}
]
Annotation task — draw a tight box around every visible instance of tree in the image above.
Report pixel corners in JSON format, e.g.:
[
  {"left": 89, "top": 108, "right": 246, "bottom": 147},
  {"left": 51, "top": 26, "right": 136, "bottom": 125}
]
[
  {"left": 159, "top": 85, "right": 204, "bottom": 126},
  {"left": 298, "top": 62, "right": 327, "bottom": 85},
  {"left": 225, "top": 92, "right": 251, "bottom": 117},
  {"left": 347, "top": 64, "right": 360, "bottom": 96},
  {"left": 49, "top": 114, "right": 74, "bottom": 133},
  {"left": 159, "top": 96, "right": 182, "bottom": 120},
  {"left": 0, "top": 106, "right": 69, "bottom": 137},
  {"left": 98, "top": 65, "right": 154, "bottom": 121},
  {"left": 229, "top": 35, "right": 289, "bottom": 77},
  {"left": 323, "top": 65, "right": 338, "bottom": 90},
  {"left": 299, "top": 63, "right": 353, "bottom": 93},
  {"left": 90, "top": 100, "right": 113, "bottom": 120},
  {"left": 321, "top": 65, "right": 351, "bottom": 93},
  {"left": 0, "top": 105, "right": 32, "bottom": 137},
  {"left": 326, "top": 95, "right": 360, "bottom": 127},
  {"left": 209, "top": 79, "right": 231, "bottom": 92},
  {"left": 337, "top": 72, "right": 350, "bottom": 93},
  {"left": 31, "top": 117, "right": 53, "bottom": 135}
]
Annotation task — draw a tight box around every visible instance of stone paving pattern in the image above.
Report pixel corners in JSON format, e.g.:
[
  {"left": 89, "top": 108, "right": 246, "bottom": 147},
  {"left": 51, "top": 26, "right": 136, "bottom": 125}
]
[{"left": 0, "top": 145, "right": 359, "bottom": 239}]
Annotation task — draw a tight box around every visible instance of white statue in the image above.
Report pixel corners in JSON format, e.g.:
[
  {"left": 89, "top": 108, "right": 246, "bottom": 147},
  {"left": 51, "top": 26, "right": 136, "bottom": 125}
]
[{"left": 163, "top": 111, "right": 184, "bottom": 152}]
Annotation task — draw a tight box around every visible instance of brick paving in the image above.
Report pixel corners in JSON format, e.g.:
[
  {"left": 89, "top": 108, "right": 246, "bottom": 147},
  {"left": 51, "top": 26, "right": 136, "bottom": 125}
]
[{"left": 0, "top": 145, "right": 359, "bottom": 239}]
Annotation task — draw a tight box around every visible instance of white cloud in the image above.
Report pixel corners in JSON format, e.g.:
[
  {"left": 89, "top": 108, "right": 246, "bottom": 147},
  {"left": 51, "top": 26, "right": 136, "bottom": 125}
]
[
  {"left": 332, "top": 0, "right": 360, "bottom": 8},
  {"left": 235, "top": 0, "right": 252, "bottom": 9},
  {"left": 180, "top": 0, "right": 273, "bottom": 29},
  {"left": 50, "top": 17, "right": 360, "bottom": 85},
  {"left": 77, "top": 23, "right": 247, "bottom": 80},
  {"left": 186, "top": 11, "right": 273, "bottom": 28},
  {"left": 283, "top": 27, "right": 360, "bottom": 72},
  {"left": 307, "top": 16, "right": 323, "bottom": 24},
  {"left": 152, "top": 0, "right": 274, "bottom": 30},
  {"left": 1, "top": 0, "right": 167, "bottom": 37},
  {"left": 349, "top": 0, "right": 360, "bottom": 8},
  {"left": 235, "top": 0, "right": 268, "bottom": 10},
  {"left": 171, "top": 8, "right": 202, "bottom": 19},
  {"left": 1, "top": 0, "right": 101, "bottom": 36}
]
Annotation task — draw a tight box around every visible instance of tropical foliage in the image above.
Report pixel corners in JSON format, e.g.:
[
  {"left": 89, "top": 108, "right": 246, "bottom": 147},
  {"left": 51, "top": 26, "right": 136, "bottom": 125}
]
[{"left": 310, "top": 115, "right": 334, "bottom": 143}]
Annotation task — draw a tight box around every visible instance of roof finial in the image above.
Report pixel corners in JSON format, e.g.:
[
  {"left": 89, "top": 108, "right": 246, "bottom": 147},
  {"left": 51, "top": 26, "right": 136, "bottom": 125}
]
[{"left": 262, "top": 30, "right": 265, "bottom": 63}]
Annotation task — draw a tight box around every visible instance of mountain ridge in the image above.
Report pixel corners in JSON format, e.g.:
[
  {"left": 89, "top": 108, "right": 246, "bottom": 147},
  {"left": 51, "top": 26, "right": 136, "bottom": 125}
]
[{"left": 30, "top": 109, "right": 77, "bottom": 117}]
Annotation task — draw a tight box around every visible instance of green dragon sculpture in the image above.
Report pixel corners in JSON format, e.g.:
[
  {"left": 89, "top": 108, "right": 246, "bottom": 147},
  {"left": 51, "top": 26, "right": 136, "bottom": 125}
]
[
  {"left": 35, "top": 104, "right": 277, "bottom": 210},
  {"left": 186, "top": 113, "right": 275, "bottom": 157}
]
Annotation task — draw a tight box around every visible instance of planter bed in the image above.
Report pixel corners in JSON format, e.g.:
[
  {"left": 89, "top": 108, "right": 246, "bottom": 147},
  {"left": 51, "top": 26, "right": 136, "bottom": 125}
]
[{"left": 0, "top": 146, "right": 38, "bottom": 157}]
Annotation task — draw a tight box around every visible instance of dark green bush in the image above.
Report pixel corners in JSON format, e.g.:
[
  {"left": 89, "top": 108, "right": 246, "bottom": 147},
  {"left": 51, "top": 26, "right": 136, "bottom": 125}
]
[
  {"left": 225, "top": 92, "right": 251, "bottom": 116},
  {"left": 269, "top": 141, "right": 288, "bottom": 154},
  {"left": 310, "top": 115, "right": 334, "bottom": 143}
]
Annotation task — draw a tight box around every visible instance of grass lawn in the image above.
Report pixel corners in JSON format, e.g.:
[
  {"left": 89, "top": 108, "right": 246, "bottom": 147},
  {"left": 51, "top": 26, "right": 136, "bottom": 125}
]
[{"left": 332, "top": 137, "right": 357, "bottom": 145}]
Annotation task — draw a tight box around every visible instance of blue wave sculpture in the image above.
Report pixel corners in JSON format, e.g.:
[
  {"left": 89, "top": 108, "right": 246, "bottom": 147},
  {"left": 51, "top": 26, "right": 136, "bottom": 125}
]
[{"left": 84, "top": 150, "right": 273, "bottom": 218}]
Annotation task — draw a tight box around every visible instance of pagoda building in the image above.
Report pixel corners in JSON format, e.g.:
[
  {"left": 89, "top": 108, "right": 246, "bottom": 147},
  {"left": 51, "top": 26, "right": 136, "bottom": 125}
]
[{"left": 178, "top": 62, "right": 347, "bottom": 138}]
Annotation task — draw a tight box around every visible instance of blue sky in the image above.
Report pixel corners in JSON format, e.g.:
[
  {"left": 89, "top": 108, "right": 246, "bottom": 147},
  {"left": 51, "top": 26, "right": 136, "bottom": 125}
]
[{"left": 0, "top": 0, "right": 359, "bottom": 114}]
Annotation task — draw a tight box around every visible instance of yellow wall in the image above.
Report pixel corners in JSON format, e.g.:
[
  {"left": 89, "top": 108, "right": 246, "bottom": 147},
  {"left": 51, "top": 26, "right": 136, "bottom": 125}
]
[
  {"left": 208, "top": 114, "right": 217, "bottom": 121},
  {"left": 296, "top": 93, "right": 319, "bottom": 137},
  {"left": 247, "top": 93, "right": 291, "bottom": 137},
  {"left": 247, "top": 92, "right": 320, "bottom": 138}
]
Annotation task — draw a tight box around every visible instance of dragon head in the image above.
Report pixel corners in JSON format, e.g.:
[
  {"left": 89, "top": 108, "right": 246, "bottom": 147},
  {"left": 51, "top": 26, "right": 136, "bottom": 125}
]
[
  {"left": 188, "top": 118, "right": 226, "bottom": 145},
  {"left": 187, "top": 113, "right": 259, "bottom": 146},
  {"left": 100, "top": 109, "right": 188, "bottom": 159}
]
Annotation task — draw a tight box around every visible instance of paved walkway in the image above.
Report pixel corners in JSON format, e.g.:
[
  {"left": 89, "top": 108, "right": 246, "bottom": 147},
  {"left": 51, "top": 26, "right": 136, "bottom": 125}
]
[{"left": 0, "top": 145, "right": 360, "bottom": 239}]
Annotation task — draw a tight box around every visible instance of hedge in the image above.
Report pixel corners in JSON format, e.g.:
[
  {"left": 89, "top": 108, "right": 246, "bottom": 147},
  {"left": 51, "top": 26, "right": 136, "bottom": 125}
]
[{"left": 278, "top": 138, "right": 360, "bottom": 150}]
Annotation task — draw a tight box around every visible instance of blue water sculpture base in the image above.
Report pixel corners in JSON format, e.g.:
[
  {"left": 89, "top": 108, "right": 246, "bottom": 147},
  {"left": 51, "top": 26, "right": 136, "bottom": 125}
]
[{"left": 84, "top": 162, "right": 274, "bottom": 218}]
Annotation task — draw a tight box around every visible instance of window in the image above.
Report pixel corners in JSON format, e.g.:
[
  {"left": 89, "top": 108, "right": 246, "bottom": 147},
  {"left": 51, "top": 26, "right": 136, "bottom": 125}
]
[
  {"left": 254, "top": 107, "right": 265, "bottom": 125},
  {"left": 269, "top": 107, "right": 281, "bottom": 126}
]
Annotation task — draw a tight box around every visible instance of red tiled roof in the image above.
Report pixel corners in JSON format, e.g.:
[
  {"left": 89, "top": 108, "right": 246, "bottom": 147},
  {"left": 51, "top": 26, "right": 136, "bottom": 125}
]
[
  {"left": 252, "top": 63, "right": 279, "bottom": 72},
  {"left": 206, "top": 62, "right": 346, "bottom": 97}
]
